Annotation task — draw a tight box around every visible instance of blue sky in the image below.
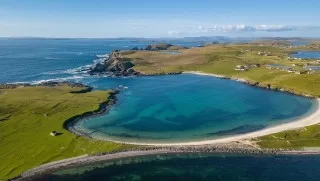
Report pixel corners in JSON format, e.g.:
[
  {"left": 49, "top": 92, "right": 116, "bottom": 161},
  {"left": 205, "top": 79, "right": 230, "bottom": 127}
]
[{"left": 1, "top": 0, "right": 320, "bottom": 38}]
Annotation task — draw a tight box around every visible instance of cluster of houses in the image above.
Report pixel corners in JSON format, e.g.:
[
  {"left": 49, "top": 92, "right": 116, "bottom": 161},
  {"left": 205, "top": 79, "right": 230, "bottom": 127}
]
[
  {"left": 287, "top": 57, "right": 302, "bottom": 61},
  {"left": 235, "top": 64, "right": 260, "bottom": 71},
  {"left": 264, "top": 64, "right": 319, "bottom": 74},
  {"left": 258, "top": 52, "right": 273, "bottom": 56},
  {"left": 265, "top": 65, "right": 294, "bottom": 72},
  {"left": 235, "top": 61, "right": 319, "bottom": 74}
]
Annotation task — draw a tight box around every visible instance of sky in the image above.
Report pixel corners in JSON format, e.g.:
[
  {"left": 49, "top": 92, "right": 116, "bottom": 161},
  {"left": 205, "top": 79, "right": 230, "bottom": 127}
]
[{"left": 0, "top": 0, "right": 320, "bottom": 38}]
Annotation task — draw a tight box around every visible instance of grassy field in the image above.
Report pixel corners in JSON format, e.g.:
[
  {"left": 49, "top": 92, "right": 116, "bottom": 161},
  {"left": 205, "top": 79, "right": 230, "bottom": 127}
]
[
  {"left": 0, "top": 85, "right": 133, "bottom": 180},
  {"left": 123, "top": 44, "right": 320, "bottom": 97},
  {"left": 256, "top": 123, "right": 320, "bottom": 149}
]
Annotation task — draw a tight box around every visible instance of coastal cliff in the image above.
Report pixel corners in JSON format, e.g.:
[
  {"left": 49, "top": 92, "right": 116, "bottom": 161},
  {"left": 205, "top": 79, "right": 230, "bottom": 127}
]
[{"left": 89, "top": 50, "right": 140, "bottom": 76}]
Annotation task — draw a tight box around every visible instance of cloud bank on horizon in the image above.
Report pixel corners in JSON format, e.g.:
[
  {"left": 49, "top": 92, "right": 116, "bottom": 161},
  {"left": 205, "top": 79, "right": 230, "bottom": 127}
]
[{"left": 168, "top": 24, "right": 320, "bottom": 36}]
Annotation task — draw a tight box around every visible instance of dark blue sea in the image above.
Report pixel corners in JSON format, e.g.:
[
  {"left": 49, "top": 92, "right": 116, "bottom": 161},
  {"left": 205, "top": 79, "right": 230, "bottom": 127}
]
[{"left": 34, "top": 153, "right": 320, "bottom": 181}]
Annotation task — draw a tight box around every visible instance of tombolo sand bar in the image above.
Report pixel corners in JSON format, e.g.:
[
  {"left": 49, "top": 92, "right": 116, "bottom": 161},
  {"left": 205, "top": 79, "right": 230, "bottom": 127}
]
[{"left": 95, "top": 98, "right": 320, "bottom": 146}]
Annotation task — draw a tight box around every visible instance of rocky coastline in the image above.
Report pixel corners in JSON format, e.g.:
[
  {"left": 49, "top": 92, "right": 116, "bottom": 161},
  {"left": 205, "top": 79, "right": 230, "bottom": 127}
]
[
  {"left": 89, "top": 50, "right": 140, "bottom": 76},
  {"left": 0, "top": 81, "right": 93, "bottom": 93},
  {"left": 64, "top": 89, "right": 120, "bottom": 138}
]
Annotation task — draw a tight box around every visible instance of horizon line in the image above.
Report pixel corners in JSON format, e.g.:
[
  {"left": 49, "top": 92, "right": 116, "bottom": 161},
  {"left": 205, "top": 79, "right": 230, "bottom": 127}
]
[{"left": 1, "top": 36, "right": 320, "bottom": 39}]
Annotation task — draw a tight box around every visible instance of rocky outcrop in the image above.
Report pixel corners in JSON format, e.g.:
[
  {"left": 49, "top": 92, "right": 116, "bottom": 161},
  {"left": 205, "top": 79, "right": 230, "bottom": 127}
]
[
  {"left": 145, "top": 43, "right": 172, "bottom": 50},
  {"left": 89, "top": 50, "right": 140, "bottom": 76},
  {"left": 145, "top": 43, "right": 187, "bottom": 51},
  {"left": 0, "top": 82, "right": 91, "bottom": 90}
]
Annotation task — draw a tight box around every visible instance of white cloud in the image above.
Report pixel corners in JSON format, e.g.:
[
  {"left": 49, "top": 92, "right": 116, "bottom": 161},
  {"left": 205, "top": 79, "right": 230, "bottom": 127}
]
[
  {"left": 196, "top": 24, "right": 317, "bottom": 33},
  {"left": 168, "top": 30, "right": 182, "bottom": 36}
]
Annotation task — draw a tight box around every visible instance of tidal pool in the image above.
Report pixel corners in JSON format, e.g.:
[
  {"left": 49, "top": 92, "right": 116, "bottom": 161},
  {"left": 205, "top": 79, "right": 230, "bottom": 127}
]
[{"left": 73, "top": 74, "right": 317, "bottom": 143}]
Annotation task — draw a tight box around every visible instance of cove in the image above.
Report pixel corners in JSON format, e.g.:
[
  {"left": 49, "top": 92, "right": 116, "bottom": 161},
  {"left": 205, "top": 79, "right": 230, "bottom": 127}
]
[
  {"left": 72, "top": 74, "right": 317, "bottom": 143},
  {"left": 33, "top": 153, "right": 320, "bottom": 181}
]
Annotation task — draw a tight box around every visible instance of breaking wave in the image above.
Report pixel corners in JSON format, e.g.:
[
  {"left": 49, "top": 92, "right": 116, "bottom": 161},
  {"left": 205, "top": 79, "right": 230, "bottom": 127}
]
[
  {"left": 12, "top": 75, "right": 85, "bottom": 85},
  {"left": 44, "top": 57, "right": 60, "bottom": 60}
]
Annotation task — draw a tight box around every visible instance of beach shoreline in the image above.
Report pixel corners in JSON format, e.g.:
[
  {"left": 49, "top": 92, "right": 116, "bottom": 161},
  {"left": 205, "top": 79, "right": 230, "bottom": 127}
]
[
  {"left": 67, "top": 71, "right": 320, "bottom": 146},
  {"left": 83, "top": 98, "right": 320, "bottom": 146}
]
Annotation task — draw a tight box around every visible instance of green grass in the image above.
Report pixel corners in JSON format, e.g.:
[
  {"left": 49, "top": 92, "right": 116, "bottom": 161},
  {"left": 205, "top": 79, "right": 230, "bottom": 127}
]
[
  {"left": 0, "top": 86, "right": 134, "bottom": 180},
  {"left": 124, "top": 44, "right": 320, "bottom": 97},
  {"left": 256, "top": 124, "right": 320, "bottom": 149}
]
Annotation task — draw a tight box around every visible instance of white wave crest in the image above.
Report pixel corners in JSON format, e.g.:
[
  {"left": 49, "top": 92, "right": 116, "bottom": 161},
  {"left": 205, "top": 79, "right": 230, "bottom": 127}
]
[
  {"left": 11, "top": 75, "right": 85, "bottom": 85},
  {"left": 96, "top": 54, "right": 109, "bottom": 58},
  {"left": 64, "top": 65, "right": 92, "bottom": 74},
  {"left": 34, "top": 76, "right": 85, "bottom": 84},
  {"left": 45, "top": 57, "right": 59, "bottom": 60}
]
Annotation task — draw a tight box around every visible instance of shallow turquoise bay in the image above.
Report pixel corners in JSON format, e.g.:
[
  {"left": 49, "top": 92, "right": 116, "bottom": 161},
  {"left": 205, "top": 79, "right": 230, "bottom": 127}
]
[{"left": 73, "top": 74, "right": 317, "bottom": 143}]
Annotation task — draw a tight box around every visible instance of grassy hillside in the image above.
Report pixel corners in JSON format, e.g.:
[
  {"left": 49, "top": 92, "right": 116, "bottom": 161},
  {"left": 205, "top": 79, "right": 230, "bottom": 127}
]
[
  {"left": 0, "top": 85, "right": 133, "bottom": 180},
  {"left": 123, "top": 44, "right": 320, "bottom": 97}
]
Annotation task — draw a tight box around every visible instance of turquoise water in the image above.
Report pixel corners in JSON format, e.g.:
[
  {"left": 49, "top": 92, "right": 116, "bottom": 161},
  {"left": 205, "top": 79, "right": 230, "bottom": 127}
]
[
  {"left": 74, "top": 74, "right": 316, "bottom": 143},
  {"left": 33, "top": 153, "right": 320, "bottom": 181},
  {"left": 292, "top": 51, "right": 320, "bottom": 59}
]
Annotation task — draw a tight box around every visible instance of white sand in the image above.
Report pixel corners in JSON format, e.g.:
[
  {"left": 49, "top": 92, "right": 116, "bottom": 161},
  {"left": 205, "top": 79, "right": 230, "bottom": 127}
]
[{"left": 183, "top": 71, "right": 228, "bottom": 78}]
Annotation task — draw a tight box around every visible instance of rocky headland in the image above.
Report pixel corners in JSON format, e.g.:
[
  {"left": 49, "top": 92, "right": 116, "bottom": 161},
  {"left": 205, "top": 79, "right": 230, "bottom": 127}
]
[
  {"left": 131, "top": 43, "right": 188, "bottom": 51},
  {"left": 89, "top": 43, "right": 187, "bottom": 76},
  {"left": 89, "top": 50, "right": 140, "bottom": 76}
]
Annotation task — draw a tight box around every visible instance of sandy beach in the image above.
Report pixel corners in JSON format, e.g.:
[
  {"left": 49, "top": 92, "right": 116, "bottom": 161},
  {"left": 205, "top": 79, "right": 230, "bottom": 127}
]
[
  {"left": 183, "top": 71, "right": 229, "bottom": 79},
  {"left": 66, "top": 70, "right": 320, "bottom": 146},
  {"left": 99, "top": 97, "right": 320, "bottom": 146},
  {"left": 88, "top": 70, "right": 320, "bottom": 146}
]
